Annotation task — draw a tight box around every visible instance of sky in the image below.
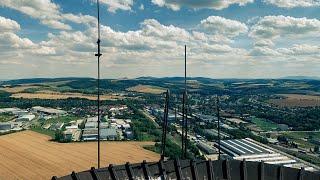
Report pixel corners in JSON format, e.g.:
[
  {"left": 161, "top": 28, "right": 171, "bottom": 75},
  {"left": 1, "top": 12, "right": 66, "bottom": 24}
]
[{"left": 0, "top": 0, "right": 320, "bottom": 79}]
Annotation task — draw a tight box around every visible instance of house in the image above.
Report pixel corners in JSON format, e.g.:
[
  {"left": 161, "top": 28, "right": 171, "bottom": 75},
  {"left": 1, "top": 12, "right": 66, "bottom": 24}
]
[
  {"left": 124, "top": 131, "right": 133, "bottom": 140},
  {"left": 64, "top": 129, "right": 74, "bottom": 141},
  {"left": 122, "top": 123, "right": 131, "bottom": 130}
]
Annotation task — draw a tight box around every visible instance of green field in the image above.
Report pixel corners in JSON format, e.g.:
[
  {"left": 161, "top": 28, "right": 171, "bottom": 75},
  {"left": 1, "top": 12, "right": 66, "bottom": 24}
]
[
  {"left": 30, "top": 126, "right": 55, "bottom": 139},
  {"left": 44, "top": 115, "right": 80, "bottom": 124},
  {"left": 278, "top": 131, "right": 320, "bottom": 148},
  {"left": 283, "top": 131, "right": 320, "bottom": 139},
  {"left": 251, "top": 117, "right": 278, "bottom": 131},
  {"left": 0, "top": 113, "right": 15, "bottom": 122}
]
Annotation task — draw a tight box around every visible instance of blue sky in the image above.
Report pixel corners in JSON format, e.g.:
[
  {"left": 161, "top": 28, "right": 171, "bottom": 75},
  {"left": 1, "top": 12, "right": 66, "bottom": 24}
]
[{"left": 0, "top": 0, "right": 320, "bottom": 79}]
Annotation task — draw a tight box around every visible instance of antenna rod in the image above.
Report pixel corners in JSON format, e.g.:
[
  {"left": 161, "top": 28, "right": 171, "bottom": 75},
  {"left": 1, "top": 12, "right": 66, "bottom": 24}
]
[
  {"left": 183, "top": 45, "right": 187, "bottom": 158},
  {"left": 161, "top": 90, "right": 170, "bottom": 160},
  {"left": 216, "top": 96, "right": 221, "bottom": 160},
  {"left": 95, "top": 0, "right": 102, "bottom": 169},
  {"left": 181, "top": 93, "right": 185, "bottom": 158}
]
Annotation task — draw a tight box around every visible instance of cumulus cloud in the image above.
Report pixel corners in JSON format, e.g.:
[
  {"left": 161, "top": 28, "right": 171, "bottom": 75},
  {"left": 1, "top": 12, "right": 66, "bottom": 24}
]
[
  {"left": 151, "top": 0, "right": 253, "bottom": 11},
  {"left": 199, "top": 16, "right": 248, "bottom": 37},
  {"left": 98, "top": 0, "right": 134, "bottom": 13},
  {"left": 0, "top": 15, "right": 57, "bottom": 57},
  {"left": 32, "top": 17, "right": 247, "bottom": 72},
  {"left": 263, "top": 0, "right": 320, "bottom": 8},
  {"left": 250, "top": 44, "right": 320, "bottom": 57},
  {"left": 249, "top": 15, "right": 320, "bottom": 40},
  {"left": 0, "top": 16, "right": 20, "bottom": 32},
  {"left": 63, "top": 13, "right": 97, "bottom": 27},
  {"left": 278, "top": 44, "right": 320, "bottom": 56},
  {"left": 0, "top": 0, "right": 96, "bottom": 30},
  {"left": 0, "top": 0, "right": 71, "bottom": 30}
]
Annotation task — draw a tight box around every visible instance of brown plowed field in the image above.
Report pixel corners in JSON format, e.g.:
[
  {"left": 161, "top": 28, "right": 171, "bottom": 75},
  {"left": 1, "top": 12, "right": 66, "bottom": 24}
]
[
  {"left": 0, "top": 131, "right": 159, "bottom": 179},
  {"left": 126, "top": 85, "right": 166, "bottom": 94},
  {"left": 269, "top": 94, "right": 320, "bottom": 107}
]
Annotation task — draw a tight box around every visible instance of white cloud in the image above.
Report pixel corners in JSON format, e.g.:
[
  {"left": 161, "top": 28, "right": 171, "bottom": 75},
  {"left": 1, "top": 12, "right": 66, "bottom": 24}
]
[
  {"left": 151, "top": 0, "right": 253, "bottom": 11},
  {"left": 199, "top": 16, "right": 248, "bottom": 37},
  {"left": 254, "top": 39, "right": 274, "bottom": 47},
  {"left": 139, "top": 4, "right": 144, "bottom": 10},
  {"left": 250, "top": 44, "right": 320, "bottom": 57},
  {"left": 0, "top": 32, "right": 35, "bottom": 49},
  {"left": 0, "top": 16, "right": 20, "bottom": 32},
  {"left": 0, "top": 0, "right": 71, "bottom": 30},
  {"left": 250, "top": 46, "right": 281, "bottom": 56},
  {"left": 0, "top": 0, "right": 97, "bottom": 30},
  {"left": 263, "top": 0, "right": 320, "bottom": 8},
  {"left": 0, "top": 15, "right": 57, "bottom": 58},
  {"left": 278, "top": 44, "right": 320, "bottom": 56},
  {"left": 63, "top": 13, "right": 97, "bottom": 27},
  {"left": 249, "top": 15, "right": 320, "bottom": 40},
  {"left": 99, "top": 0, "right": 134, "bottom": 13}
]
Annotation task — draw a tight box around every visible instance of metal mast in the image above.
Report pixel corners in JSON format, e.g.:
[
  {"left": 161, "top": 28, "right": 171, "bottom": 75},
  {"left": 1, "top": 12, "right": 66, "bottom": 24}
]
[
  {"left": 95, "top": 0, "right": 102, "bottom": 169},
  {"left": 183, "top": 45, "right": 188, "bottom": 158},
  {"left": 181, "top": 93, "right": 185, "bottom": 158},
  {"left": 161, "top": 90, "right": 170, "bottom": 160},
  {"left": 216, "top": 96, "right": 221, "bottom": 160}
]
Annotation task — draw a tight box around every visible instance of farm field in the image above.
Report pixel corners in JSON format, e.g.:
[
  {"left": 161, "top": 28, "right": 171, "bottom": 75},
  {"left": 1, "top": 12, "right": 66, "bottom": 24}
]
[
  {"left": 0, "top": 131, "right": 159, "bottom": 179},
  {"left": 126, "top": 84, "right": 166, "bottom": 94},
  {"left": 0, "top": 85, "right": 40, "bottom": 93},
  {"left": 269, "top": 94, "right": 320, "bottom": 107},
  {"left": 251, "top": 117, "right": 278, "bottom": 131},
  {"left": 10, "top": 91, "right": 125, "bottom": 100},
  {"left": 274, "top": 131, "right": 320, "bottom": 148}
]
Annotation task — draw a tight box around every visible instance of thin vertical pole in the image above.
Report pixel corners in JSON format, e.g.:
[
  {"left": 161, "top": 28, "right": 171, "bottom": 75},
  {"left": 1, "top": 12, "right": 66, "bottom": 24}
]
[
  {"left": 161, "top": 90, "right": 170, "bottom": 160},
  {"left": 217, "top": 96, "right": 221, "bottom": 160},
  {"left": 181, "top": 93, "right": 185, "bottom": 158},
  {"left": 184, "top": 45, "right": 187, "bottom": 158},
  {"left": 95, "top": 0, "right": 102, "bottom": 169},
  {"left": 175, "top": 107, "right": 177, "bottom": 123}
]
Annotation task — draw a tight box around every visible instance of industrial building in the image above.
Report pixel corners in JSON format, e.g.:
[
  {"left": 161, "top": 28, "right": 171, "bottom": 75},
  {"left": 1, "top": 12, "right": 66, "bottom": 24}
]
[
  {"left": 82, "top": 128, "right": 98, "bottom": 141},
  {"left": 85, "top": 121, "right": 97, "bottom": 128},
  {"left": 51, "top": 122, "right": 64, "bottom": 130},
  {"left": 15, "top": 114, "right": 35, "bottom": 122},
  {"left": 100, "top": 128, "right": 117, "bottom": 140},
  {"left": 217, "top": 138, "right": 317, "bottom": 171},
  {"left": 196, "top": 141, "right": 216, "bottom": 155},
  {"left": 86, "top": 116, "right": 98, "bottom": 122},
  {"left": 0, "top": 122, "right": 11, "bottom": 131},
  {"left": 32, "top": 106, "right": 67, "bottom": 115}
]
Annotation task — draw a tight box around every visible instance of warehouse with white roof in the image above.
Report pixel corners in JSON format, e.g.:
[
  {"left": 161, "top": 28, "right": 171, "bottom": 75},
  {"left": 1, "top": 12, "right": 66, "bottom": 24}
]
[{"left": 217, "top": 138, "right": 317, "bottom": 172}]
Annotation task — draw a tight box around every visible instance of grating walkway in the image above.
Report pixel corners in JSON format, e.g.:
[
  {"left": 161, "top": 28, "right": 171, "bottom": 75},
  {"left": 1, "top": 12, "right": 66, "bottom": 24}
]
[{"left": 53, "top": 159, "right": 320, "bottom": 180}]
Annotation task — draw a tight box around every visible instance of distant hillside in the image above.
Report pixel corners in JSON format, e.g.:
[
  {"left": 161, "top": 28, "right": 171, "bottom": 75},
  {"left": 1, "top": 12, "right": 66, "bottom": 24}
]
[
  {"left": 1, "top": 77, "right": 93, "bottom": 85},
  {"left": 281, "top": 76, "right": 320, "bottom": 80}
]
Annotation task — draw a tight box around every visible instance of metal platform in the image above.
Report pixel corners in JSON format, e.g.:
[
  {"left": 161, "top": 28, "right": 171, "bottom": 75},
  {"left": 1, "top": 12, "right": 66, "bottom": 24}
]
[{"left": 53, "top": 159, "right": 320, "bottom": 180}]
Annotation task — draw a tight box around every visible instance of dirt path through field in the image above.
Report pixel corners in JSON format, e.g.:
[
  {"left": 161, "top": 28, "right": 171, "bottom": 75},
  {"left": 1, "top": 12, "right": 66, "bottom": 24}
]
[{"left": 0, "top": 131, "right": 159, "bottom": 179}]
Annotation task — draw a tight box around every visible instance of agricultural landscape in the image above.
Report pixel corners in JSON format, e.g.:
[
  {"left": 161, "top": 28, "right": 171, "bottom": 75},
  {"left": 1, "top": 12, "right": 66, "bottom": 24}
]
[
  {"left": 1, "top": 77, "right": 320, "bottom": 178},
  {"left": 0, "top": 131, "right": 159, "bottom": 179}
]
